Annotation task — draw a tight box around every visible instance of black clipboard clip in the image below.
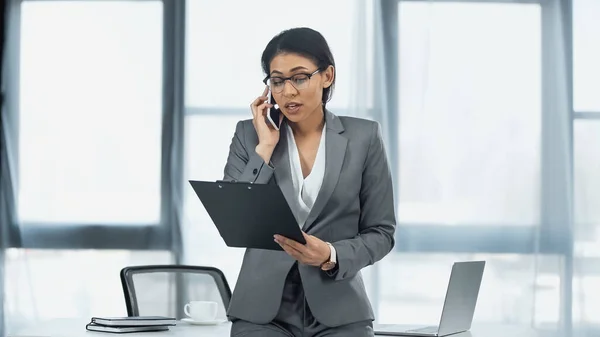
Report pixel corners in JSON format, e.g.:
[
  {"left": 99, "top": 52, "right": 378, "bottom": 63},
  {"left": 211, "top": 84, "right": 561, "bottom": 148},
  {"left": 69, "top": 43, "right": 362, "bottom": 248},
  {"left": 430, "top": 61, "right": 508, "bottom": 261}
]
[
  {"left": 214, "top": 179, "right": 255, "bottom": 190},
  {"left": 215, "top": 179, "right": 253, "bottom": 184}
]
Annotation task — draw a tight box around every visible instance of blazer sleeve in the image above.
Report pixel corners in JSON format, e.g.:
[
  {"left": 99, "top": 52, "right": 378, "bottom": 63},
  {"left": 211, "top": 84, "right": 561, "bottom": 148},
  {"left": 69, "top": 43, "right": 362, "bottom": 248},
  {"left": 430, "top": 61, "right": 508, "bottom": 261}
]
[
  {"left": 328, "top": 122, "right": 397, "bottom": 281},
  {"left": 223, "top": 120, "right": 275, "bottom": 184}
]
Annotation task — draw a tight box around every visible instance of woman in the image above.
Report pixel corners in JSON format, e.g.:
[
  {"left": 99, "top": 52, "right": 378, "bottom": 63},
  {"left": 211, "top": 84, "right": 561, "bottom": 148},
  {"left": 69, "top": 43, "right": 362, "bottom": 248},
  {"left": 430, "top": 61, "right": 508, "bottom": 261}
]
[{"left": 223, "top": 27, "right": 396, "bottom": 337}]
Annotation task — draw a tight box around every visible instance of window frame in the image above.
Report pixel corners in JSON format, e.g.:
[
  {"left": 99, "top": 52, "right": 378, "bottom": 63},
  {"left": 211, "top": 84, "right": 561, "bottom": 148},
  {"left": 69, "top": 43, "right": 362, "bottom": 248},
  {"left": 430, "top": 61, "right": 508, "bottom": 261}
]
[{"left": 2, "top": 0, "right": 186, "bottom": 254}]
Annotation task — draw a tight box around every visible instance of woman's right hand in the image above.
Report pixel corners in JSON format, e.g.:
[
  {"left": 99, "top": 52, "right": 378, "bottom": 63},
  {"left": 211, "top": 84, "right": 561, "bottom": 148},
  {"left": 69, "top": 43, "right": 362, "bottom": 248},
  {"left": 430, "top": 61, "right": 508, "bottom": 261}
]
[{"left": 251, "top": 86, "right": 280, "bottom": 163}]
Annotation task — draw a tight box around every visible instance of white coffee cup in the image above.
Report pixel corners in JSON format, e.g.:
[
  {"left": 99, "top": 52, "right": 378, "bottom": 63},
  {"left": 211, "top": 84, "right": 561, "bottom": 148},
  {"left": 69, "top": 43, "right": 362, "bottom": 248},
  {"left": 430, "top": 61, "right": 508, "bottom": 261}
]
[{"left": 184, "top": 301, "right": 218, "bottom": 322}]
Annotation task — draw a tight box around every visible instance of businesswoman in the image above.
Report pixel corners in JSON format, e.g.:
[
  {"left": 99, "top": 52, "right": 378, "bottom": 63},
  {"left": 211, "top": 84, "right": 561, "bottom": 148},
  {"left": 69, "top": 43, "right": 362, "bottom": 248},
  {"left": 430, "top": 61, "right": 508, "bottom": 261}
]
[{"left": 223, "top": 27, "right": 396, "bottom": 337}]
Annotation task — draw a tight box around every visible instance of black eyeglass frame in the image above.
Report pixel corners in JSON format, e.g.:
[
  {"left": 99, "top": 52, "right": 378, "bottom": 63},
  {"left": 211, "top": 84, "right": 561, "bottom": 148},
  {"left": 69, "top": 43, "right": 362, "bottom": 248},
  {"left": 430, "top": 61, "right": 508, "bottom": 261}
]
[{"left": 262, "top": 69, "right": 321, "bottom": 92}]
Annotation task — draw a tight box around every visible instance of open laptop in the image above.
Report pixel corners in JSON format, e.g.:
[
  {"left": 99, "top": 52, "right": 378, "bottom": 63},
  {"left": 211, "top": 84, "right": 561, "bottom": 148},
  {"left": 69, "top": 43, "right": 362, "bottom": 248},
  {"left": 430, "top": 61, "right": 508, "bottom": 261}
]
[{"left": 375, "top": 261, "right": 485, "bottom": 336}]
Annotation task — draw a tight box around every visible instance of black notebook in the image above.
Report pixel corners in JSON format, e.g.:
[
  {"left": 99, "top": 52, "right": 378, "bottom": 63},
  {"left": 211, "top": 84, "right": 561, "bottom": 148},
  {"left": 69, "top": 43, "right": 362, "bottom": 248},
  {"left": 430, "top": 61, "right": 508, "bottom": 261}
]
[
  {"left": 86, "top": 323, "right": 170, "bottom": 334},
  {"left": 90, "top": 316, "right": 176, "bottom": 327}
]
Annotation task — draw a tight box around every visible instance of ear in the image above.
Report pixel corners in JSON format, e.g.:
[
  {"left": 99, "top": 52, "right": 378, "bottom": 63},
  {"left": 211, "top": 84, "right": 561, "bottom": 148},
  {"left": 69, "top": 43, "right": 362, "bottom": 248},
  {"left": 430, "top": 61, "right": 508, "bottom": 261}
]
[{"left": 321, "top": 65, "right": 335, "bottom": 89}]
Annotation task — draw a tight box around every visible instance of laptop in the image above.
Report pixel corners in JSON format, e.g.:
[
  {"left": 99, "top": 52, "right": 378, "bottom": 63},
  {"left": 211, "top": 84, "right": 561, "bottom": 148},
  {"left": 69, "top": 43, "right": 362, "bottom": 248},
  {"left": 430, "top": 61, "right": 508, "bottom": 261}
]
[{"left": 374, "top": 261, "right": 485, "bottom": 336}]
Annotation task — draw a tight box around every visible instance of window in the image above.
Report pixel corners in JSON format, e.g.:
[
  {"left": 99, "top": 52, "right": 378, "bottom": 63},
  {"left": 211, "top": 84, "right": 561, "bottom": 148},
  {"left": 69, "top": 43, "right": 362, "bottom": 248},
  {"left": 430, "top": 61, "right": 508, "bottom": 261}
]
[
  {"left": 397, "top": 2, "right": 541, "bottom": 225},
  {"left": 185, "top": 0, "right": 373, "bottom": 110},
  {"left": 573, "top": 0, "right": 600, "bottom": 112},
  {"left": 18, "top": 1, "right": 164, "bottom": 224},
  {"left": 377, "top": 253, "right": 561, "bottom": 329},
  {"left": 4, "top": 249, "right": 172, "bottom": 334}
]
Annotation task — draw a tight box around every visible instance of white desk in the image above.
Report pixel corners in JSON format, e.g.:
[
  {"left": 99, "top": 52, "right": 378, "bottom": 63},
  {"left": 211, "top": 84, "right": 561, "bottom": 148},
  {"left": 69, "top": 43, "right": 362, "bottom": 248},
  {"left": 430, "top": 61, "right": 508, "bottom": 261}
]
[{"left": 12, "top": 319, "right": 547, "bottom": 337}]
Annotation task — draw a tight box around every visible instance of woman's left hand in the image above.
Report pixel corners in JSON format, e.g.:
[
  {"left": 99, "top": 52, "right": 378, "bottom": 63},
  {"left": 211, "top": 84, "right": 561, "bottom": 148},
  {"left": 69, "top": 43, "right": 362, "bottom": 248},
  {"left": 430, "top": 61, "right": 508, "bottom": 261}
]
[{"left": 274, "top": 232, "right": 330, "bottom": 267}]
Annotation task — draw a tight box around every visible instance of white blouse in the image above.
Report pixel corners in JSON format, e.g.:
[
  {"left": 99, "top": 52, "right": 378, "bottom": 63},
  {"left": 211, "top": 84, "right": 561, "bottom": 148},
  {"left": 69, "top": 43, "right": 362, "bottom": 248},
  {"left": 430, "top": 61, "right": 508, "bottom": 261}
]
[
  {"left": 285, "top": 123, "right": 337, "bottom": 266},
  {"left": 286, "top": 123, "right": 327, "bottom": 228}
]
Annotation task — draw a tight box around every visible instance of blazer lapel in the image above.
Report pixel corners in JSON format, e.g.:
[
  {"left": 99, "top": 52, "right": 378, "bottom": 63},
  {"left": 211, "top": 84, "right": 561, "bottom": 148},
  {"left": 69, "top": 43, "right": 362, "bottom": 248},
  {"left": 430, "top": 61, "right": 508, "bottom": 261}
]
[
  {"left": 270, "top": 122, "right": 301, "bottom": 223},
  {"left": 302, "top": 110, "right": 347, "bottom": 232}
]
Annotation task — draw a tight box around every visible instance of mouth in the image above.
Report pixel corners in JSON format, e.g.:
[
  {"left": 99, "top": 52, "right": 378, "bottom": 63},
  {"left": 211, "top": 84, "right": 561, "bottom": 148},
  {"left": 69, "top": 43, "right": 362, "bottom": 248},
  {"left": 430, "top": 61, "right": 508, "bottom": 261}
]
[{"left": 284, "top": 102, "right": 303, "bottom": 114}]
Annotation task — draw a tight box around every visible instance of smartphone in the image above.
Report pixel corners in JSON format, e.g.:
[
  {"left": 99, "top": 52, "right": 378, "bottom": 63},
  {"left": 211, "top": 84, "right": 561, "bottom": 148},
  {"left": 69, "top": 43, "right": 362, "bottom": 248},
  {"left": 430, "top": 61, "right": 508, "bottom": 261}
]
[{"left": 266, "top": 89, "right": 281, "bottom": 130}]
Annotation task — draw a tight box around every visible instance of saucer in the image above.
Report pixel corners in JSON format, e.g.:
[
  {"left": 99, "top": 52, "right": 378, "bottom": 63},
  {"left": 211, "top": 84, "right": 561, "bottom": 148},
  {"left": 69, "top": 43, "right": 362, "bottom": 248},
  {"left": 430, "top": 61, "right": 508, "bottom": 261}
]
[{"left": 181, "top": 318, "right": 227, "bottom": 325}]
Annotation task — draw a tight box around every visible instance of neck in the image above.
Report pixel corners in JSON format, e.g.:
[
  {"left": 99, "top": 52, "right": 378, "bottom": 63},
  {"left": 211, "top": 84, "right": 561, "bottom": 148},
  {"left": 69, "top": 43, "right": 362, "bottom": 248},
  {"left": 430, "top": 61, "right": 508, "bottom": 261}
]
[{"left": 289, "top": 105, "right": 325, "bottom": 137}]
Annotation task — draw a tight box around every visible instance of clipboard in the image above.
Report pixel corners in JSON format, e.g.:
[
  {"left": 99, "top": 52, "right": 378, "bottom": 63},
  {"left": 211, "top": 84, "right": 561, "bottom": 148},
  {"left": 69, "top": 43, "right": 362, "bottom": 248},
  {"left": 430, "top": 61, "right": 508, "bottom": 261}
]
[{"left": 188, "top": 180, "right": 306, "bottom": 251}]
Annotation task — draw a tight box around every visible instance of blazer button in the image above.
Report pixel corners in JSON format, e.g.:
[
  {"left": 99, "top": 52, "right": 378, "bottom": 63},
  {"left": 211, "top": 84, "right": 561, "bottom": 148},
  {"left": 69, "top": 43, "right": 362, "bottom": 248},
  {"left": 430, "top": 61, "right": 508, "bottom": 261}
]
[{"left": 252, "top": 168, "right": 258, "bottom": 175}]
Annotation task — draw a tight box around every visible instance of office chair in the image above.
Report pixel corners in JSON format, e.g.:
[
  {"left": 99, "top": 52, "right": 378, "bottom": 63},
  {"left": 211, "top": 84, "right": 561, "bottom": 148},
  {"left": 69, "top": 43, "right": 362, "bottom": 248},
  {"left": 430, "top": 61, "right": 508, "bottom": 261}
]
[{"left": 120, "top": 265, "right": 232, "bottom": 320}]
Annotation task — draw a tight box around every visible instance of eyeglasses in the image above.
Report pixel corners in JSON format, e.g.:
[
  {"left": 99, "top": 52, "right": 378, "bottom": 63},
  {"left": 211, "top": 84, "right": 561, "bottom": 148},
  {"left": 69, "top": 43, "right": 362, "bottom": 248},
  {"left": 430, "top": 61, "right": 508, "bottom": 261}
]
[{"left": 263, "top": 69, "right": 321, "bottom": 93}]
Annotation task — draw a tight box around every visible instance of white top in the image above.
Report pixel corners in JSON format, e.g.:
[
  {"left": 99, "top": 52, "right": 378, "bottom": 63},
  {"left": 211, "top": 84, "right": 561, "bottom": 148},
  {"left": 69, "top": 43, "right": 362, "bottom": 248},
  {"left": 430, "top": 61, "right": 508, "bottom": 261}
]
[
  {"left": 286, "top": 123, "right": 327, "bottom": 228},
  {"left": 286, "top": 123, "right": 336, "bottom": 266}
]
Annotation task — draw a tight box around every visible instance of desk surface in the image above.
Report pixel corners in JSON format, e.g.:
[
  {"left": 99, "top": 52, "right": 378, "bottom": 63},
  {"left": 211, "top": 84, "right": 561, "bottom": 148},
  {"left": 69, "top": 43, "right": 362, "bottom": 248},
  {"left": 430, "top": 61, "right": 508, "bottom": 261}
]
[
  {"left": 13, "top": 318, "right": 547, "bottom": 337},
  {"left": 374, "top": 324, "right": 546, "bottom": 337}
]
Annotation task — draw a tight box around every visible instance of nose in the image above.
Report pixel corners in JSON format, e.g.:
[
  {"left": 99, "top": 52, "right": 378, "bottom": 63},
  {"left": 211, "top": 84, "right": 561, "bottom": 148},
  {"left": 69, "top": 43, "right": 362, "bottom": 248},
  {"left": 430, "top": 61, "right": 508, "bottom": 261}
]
[{"left": 281, "top": 80, "right": 298, "bottom": 97}]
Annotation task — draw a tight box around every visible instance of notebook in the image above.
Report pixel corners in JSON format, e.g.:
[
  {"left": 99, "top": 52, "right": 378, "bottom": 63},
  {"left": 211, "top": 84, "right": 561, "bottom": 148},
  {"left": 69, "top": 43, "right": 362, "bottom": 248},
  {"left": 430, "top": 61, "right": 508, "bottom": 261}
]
[
  {"left": 85, "top": 323, "right": 170, "bottom": 334},
  {"left": 90, "top": 316, "right": 176, "bottom": 327}
]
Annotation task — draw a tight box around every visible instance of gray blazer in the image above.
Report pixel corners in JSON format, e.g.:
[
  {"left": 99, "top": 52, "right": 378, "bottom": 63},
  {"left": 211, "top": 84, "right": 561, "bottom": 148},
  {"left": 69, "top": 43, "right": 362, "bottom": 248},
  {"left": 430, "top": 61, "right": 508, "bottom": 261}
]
[{"left": 223, "top": 110, "right": 396, "bottom": 327}]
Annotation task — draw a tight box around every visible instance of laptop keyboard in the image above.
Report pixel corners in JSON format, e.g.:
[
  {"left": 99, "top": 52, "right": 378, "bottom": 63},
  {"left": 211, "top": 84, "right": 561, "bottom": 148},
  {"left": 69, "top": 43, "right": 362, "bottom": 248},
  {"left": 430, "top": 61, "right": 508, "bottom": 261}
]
[{"left": 405, "top": 326, "right": 439, "bottom": 334}]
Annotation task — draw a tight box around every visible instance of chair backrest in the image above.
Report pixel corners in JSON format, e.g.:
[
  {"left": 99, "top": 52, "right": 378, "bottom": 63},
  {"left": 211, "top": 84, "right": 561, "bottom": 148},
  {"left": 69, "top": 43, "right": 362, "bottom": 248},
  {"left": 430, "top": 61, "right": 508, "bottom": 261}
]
[{"left": 120, "top": 265, "right": 232, "bottom": 320}]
